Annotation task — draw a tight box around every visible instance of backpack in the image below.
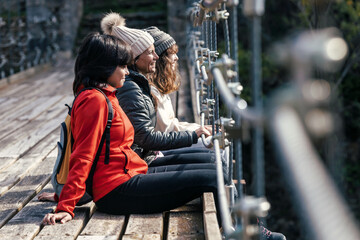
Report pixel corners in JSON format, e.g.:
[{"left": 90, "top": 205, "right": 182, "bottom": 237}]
[{"left": 51, "top": 87, "right": 113, "bottom": 205}]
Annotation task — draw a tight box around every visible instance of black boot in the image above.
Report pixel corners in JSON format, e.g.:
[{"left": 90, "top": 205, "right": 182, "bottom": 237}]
[{"left": 258, "top": 220, "right": 286, "bottom": 240}]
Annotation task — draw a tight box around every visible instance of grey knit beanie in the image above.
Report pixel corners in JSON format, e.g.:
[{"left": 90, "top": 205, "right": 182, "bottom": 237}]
[
  {"left": 101, "top": 13, "right": 154, "bottom": 58},
  {"left": 144, "top": 26, "right": 176, "bottom": 56}
]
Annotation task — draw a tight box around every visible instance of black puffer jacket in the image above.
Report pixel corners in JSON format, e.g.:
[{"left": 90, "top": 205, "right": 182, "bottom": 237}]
[{"left": 116, "top": 69, "right": 198, "bottom": 159}]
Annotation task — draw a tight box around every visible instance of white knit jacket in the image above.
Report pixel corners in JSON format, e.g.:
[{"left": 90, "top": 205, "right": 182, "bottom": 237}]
[{"left": 151, "top": 86, "right": 200, "bottom": 133}]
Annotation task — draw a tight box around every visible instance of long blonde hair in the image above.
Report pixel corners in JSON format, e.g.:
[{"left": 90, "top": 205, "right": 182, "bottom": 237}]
[{"left": 148, "top": 44, "right": 180, "bottom": 94}]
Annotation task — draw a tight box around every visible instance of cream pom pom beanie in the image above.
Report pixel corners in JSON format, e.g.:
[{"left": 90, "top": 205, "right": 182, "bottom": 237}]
[{"left": 101, "top": 12, "right": 154, "bottom": 58}]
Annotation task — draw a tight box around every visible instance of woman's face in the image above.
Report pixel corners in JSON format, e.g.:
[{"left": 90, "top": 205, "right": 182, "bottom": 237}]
[
  {"left": 108, "top": 65, "right": 129, "bottom": 88},
  {"left": 168, "top": 52, "right": 179, "bottom": 71},
  {"left": 135, "top": 45, "right": 159, "bottom": 75}
]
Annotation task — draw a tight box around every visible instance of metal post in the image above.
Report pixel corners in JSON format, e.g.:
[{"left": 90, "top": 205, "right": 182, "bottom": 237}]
[
  {"left": 211, "top": 20, "right": 220, "bottom": 134},
  {"left": 229, "top": 1, "right": 243, "bottom": 199},
  {"left": 251, "top": 15, "right": 264, "bottom": 197},
  {"left": 243, "top": 0, "right": 265, "bottom": 198}
]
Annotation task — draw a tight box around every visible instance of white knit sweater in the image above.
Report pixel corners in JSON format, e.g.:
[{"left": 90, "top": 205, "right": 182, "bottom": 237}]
[{"left": 151, "top": 86, "right": 200, "bottom": 133}]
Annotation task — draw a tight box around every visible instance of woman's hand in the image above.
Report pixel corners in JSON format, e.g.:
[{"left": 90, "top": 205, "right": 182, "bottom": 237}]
[
  {"left": 204, "top": 125, "right": 213, "bottom": 135},
  {"left": 42, "top": 212, "right": 72, "bottom": 225},
  {"left": 195, "top": 126, "right": 211, "bottom": 138},
  {"left": 38, "top": 192, "right": 56, "bottom": 202}
]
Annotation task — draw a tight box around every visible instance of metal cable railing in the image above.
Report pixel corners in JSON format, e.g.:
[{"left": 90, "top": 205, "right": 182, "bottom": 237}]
[{"left": 186, "top": 0, "right": 360, "bottom": 239}]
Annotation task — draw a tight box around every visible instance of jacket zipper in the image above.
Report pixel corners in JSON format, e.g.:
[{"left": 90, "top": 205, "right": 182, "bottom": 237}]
[{"left": 124, "top": 152, "right": 129, "bottom": 174}]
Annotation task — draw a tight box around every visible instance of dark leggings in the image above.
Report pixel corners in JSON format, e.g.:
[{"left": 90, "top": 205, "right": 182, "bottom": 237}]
[
  {"left": 161, "top": 147, "right": 213, "bottom": 156},
  {"left": 95, "top": 163, "right": 218, "bottom": 215},
  {"left": 149, "top": 151, "right": 215, "bottom": 167},
  {"left": 150, "top": 149, "right": 230, "bottom": 181}
]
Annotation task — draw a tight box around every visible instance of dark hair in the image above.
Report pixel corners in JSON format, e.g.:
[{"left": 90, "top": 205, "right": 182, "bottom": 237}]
[
  {"left": 73, "top": 32, "right": 132, "bottom": 95},
  {"left": 148, "top": 44, "right": 180, "bottom": 94}
]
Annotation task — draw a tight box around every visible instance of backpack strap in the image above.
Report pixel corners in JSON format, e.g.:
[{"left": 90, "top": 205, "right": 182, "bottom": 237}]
[
  {"left": 90, "top": 88, "right": 113, "bottom": 165},
  {"left": 72, "top": 87, "right": 113, "bottom": 196}
]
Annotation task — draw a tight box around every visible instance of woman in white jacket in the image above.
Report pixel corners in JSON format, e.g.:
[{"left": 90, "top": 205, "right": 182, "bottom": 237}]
[
  {"left": 145, "top": 26, "right": 204, "bottom": 133},
  {"left": 144, "top": 26, "right": 211, "bottom": 150}
]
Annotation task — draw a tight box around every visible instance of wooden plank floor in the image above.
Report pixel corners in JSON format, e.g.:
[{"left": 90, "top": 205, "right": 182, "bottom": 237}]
[{"left": 0, "top": 58, "right": 222, "bottom": 239}]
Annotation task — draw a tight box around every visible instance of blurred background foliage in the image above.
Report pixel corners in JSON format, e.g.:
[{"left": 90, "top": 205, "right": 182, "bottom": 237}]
[{"left": 235, "top": 0, "right": 360, "bottom": 224}]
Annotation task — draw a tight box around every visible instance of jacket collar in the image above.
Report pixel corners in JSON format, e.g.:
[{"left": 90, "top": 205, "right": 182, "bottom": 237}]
[
  {"left": 126, "top": 69, "right": 151, "bottom": 93},
  {"left": 101, "top": 85, "right": 117, "bottom": 93},
  {"left": 77, "top": 84, "right": 117, "bottom": 95}
]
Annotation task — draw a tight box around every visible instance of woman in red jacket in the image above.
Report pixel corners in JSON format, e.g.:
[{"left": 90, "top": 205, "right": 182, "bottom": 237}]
[{"left": 42, "top": 33, "right": 219, "bottom": 225}]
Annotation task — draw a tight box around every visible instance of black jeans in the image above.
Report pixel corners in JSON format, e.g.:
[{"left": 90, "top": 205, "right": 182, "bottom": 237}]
[
  {"left": 161, "top": 147, "right": 212, "bottom": 156},
  {"left": 151, "top": 148, "right": 230, "bottom": 181},
  {"left": 149, "top": 151, "right": 215, "bottom": 167},
  {"left": 95, "top": 163, "right": 218, "bottom": 215}
]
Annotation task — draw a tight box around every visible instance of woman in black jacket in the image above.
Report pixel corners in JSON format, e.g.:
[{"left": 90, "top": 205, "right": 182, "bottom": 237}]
[{"left": 101, "top": 13, "right": 215, "bottom": 166}]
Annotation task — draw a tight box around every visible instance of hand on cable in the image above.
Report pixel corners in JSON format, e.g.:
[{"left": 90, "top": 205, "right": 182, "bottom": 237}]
[
  {"left": 204, "top": 125, "right": 213, "bottom": 134},
  {"left": 195, "top": 126, "right": 211, "bottom": 138}
]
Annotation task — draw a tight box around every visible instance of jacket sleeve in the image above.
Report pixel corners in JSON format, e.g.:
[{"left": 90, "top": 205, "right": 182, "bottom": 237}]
[{"left": 117, "top": 81, "right": 197, "bottom": 151}]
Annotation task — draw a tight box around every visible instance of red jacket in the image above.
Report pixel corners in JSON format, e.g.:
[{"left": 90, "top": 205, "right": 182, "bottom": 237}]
[{"left": 55, "top": 86, "right": 148, "bottom": 217}]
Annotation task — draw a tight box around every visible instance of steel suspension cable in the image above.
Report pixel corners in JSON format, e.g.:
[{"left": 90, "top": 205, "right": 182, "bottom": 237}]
[
  {"left": 229, "top": 2, "right": 243, "bottom": 199},
  {"left": 220, "top": 2, "right": 235, "bottom": 190}
]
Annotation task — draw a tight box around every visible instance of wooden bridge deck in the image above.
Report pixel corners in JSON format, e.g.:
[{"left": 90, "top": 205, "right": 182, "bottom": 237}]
[{"left": 0, "top": 58, "right": 221, "bottom": 240}]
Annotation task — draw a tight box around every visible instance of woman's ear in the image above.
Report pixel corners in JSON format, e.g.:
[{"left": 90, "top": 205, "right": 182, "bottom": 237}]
[{"left": 133, "top": 58, "right": 139, "bottom": 67}]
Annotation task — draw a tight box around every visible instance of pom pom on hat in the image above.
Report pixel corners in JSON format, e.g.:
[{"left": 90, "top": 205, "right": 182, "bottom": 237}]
[
  {"left": 101, "top": 12, "right": 154, "bottom": 58},
  {"left": 144, "top": 26, "right": 176, "bottom": 56},
  {"left": 101, "top": 12, "right": 125, "bottom": 35}
]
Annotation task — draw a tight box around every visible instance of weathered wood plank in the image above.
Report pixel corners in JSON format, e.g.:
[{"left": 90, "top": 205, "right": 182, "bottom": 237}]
[
  {"left": 203, "top": 193, "right": 216, "bottom": 213},
  {"left": 19, "top": 95, "right": 64, "bottom": 121},
  {"left": 0, "top": 105, "right": 65, "bottom": 160},
  {"left": 123, "top": 234, "right": 162, "bottom": 240},
  {"left": 36, "top": 95, "right": 73, "bottom": 121},
  {"left": 202, "top": 193, "right": 221, "bottom": 240},
  {"left": 78, "top": 211, "right": 125, "bottom": 240},
  {"left": 34, "top": 202, "right": 96, "bottom": 240},
  {"left": 0, "top": 184, "right": 56, "bottom": 240},
  {"left": 123, "top": 213, "right": 163, "bottom": 240},
  {"left": 167, "top": 212, "right": 204, "bottom": 240},
  {"left": 0, "top": 130, "right": 57, "bottom": 196},
  {"left": 203, "top": 212, "right": 221, "bottom": 240},
  {"left": 0, "top": 157, "right": 16, "bottom": 175},
  {"left": 22, "top": 71, "right": 74, "bottom": 98},
  {"left": 0, "top": 69, "right": 72, "bottom": 99},
  {"left": 170, "top": 198, "right": 201, "bottom": 213},
  {"left": 0, "top": 149, "right": 56, "bottom": 228},
  {"left": 0, "top": 70, "right": 61, "bottom": 101},
  {"left": 77, "top": 236, "right": 119, "bottom": 240},
  {"left": 0, "top": 87, "right": 71, "bottom": 125},
  {"left": 0, "top": 95, "right": 72, "bottom": 141},
  {"left": 0, "top": 81, "right": 39, "bottom": 98},
  {"left": 0, "top": 63, "right": 74, "bottom": 170},
  {"left": 0, "top": 63, "right": 51, "bottom": 91},
  {"left": 0, "top": 97, "right": 24, "bottom": 116},
  {"left": 0, "top": 96, "right": 38, "bottom": 126},
  {"left": 0, "top": 67, "right": 73, "bottom": 132}
]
